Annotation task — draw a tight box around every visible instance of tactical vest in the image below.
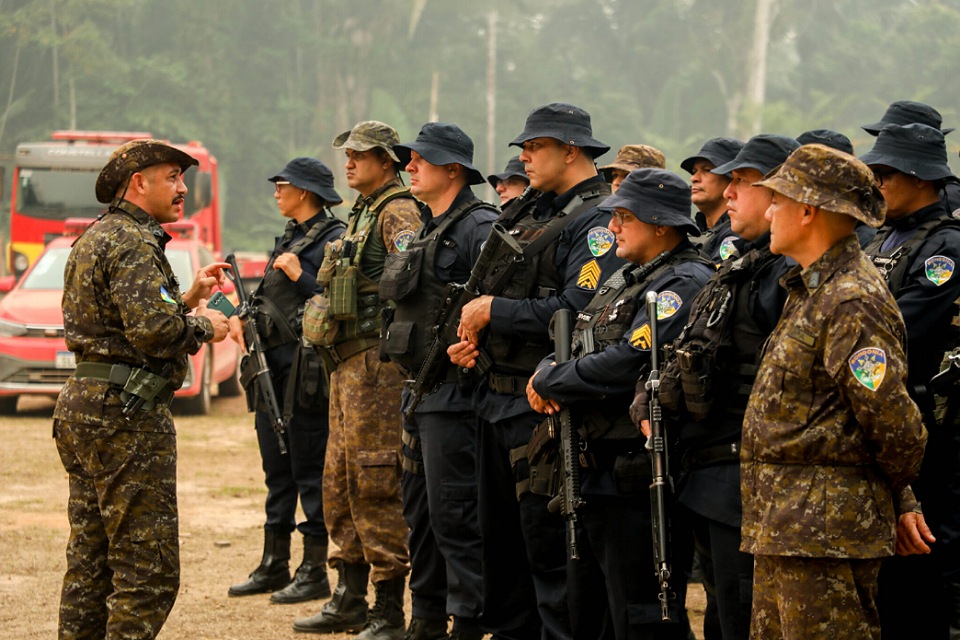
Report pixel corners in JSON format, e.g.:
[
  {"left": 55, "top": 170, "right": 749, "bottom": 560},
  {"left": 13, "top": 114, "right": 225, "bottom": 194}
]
[
  {"left": 481, "top": 182, "right": 611, "bottom": 378},
  {"left": 658, "top": 247, "right": 779, "bottom": 430},
  {"left": 379, "top": 198, "right": 492, "bottom": 373},
  {"left": 574, "top": 245, "right": 710, "bottom": 442},
  {"left": 253, "top": 213, "right": 346, "bottom": 350},
  {"left": 315, "top": 185, "right": 416, "bottom": 346},
  {"left": 863, "top": 216, "right": 960, "bottom": 296}
]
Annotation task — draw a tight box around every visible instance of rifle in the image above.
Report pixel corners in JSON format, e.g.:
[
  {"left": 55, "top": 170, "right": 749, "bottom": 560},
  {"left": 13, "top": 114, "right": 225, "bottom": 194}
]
[
  {"left": 545, "top": 308, "right": 585, "bottom": 560},
  {"left": 225, "top": 253, "right": 288, "bottom": 455},
  {"left": 645, "top": 290, "right": 674, "bottom": 621},
  {"left": 403, "top": 222, "right": 523, "bottom": 420}
]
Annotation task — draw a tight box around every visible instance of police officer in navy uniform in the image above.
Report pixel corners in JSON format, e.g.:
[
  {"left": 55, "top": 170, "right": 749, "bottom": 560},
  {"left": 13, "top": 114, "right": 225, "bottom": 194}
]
[
  {"left": 680, "top": 137, "right": 744, "bottom": 263},
  {"left": 488, "top": 156, "right": 530, "bottom": 207},
  {"left": 529, "top": 168, "right": 715, "bottom": 639},
  {"left": 860, "top": 123, "right": 960, "bottom": 640},
  {"left": 450, "top": 103, "right": 625, "bottom": 639},
  {"left": 379, "top": 122, "right": 498, "bottom": 640},
  {"left": 228, "top": 158, "right": 346, "bottom": 602}
]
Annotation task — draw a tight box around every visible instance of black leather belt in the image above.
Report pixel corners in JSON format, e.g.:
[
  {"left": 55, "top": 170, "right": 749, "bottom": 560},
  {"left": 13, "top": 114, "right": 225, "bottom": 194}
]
[
  {"left": 487, "top": 373, "right": 529, "bottom": 396},
  {"left": 682, "top": 441, "right": 740, "bottom": 471}
]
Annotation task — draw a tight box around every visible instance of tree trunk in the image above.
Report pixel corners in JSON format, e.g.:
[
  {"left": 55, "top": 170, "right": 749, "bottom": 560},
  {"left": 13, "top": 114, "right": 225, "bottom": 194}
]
[{"left": 744, "top": 0, "right": 777, "bottom": 136}]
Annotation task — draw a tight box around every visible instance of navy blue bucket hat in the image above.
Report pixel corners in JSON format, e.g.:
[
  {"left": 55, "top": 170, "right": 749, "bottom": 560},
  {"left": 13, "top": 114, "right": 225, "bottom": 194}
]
[
  {"left": 797, "top": 129, "right": 854, "bottom": 155},
  {"left": 487, "top": 156, "right": 529, "bottom": 189},
  {"left": 599, "top": 168, "right": 700, "bottom": 236},
  {"left": 712, "top": 134, "right": 800, "bottom": 177},
  {"left": 862, "top": 100, "right": 954, "bottom": 137},
  {"left": 268, "top": 157, "right": 342, "bottom": 205},
  {"left": 680, "top": 137, "right": 744, "bottom": 175},
  {"left": 510, "top": 103, "right": 610, "bottom": 159},
  {"left": 859, "top": 123, "right": 956, "bottom": 182},
  {"left": 395, "top": 122, "right": 485, "bottom": 185}
]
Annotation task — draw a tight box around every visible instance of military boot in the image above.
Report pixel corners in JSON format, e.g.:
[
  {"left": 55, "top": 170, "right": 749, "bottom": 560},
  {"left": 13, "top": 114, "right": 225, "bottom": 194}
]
[
  {"left": 402, "top": 616, "right": 448, "bottom": 640},
  {"left": 293, "top": 560, "right": 370, "bottom": 634},
  {"left": 355, "top": 576, "right": 406, "bottom": 640},
  {"left": 228, "top": 529, "right": 292, "bottom": 596},
  {"left": 271, "top": 535, "right": 332, "bottom": 604}
]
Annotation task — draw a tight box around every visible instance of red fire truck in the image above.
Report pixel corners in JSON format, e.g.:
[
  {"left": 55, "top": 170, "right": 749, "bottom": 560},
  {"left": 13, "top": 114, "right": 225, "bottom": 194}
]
[{"left": 9, "top": 130, "right": 222, "bottom": 276}]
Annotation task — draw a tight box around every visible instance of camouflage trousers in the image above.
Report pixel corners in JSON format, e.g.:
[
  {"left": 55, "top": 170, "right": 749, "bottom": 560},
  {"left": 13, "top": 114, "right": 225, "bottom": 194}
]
[
  {"left": 751, "top": 554, "right": 883, "bottom": 640},
  {"left": 323, "top": 347, "right": 410, "bottom": 583},
  {"left": 53, "top": 420, "right": 179, "bottom": 640}
]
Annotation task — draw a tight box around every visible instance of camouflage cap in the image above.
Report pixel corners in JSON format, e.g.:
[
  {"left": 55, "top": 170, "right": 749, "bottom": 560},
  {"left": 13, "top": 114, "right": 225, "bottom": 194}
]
[
  {"left": 756, "top": 144, "right": 886, "bottom": 228},
  {"left": 332, "top": 120, "right": 401, "bottom": 163},
  {"left": 95, "top": 139, "right": 199, "bottom": 204},
  {"left": 599, "top": 144, "right": 666, "bottom": 181}
]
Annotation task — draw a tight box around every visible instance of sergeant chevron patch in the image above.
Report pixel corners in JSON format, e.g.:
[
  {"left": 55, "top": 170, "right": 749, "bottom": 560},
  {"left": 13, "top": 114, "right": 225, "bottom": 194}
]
[{"left": 578, "top": 259, "right": 601, "bottom": 290}]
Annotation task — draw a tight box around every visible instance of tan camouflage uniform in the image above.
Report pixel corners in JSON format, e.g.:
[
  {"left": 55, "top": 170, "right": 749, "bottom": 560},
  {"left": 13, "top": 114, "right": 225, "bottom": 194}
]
[
  {"left": 54, "top": 196, "right": 212, "bottom": 639},
  {"left": 322, "top": 186, "right": 420, "bottom": 582},
  {"left": 741, "top": 145, "right": 928, "bottom": 639}
]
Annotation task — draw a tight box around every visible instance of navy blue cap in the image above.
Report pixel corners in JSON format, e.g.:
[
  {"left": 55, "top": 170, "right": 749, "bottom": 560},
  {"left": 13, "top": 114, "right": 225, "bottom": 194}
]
[
  {"left": 680, "top": 137, "right": 744, "bottom": 175},
  {"left": 268, "top": 157, "right": 342, "bottom": 205},
  {"left": 712, "top": 134, "right": 800, "bottom": 177},
  {"left": 862, "top": 100, "right": 954, "bottom": 137},
  {"left": 509, "top": 103, "right": 610, "bottom": 158},
  {"left": 797, "top": 129, "right": 854, "bottom": 155},
  {"left": 487, "top": 156, "right": 529, "bottom": 189},
  {"left": 599, "top": 168, "right": 700, "bottom": 236},
  {"left": 395, "top": 122, "right": 485, "bottom": 185},
  {"left": 859, "top": 123, "right": 955, "bottom": 182}
]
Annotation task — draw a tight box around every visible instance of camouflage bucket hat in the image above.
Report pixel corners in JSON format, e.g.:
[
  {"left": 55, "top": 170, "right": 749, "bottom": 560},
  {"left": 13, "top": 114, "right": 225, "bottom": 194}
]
[
  {"left": 599, "top": 144, "right": 666, "bottom": 181},
  {"left": 756, "top": 144, "right": 886, "bottom": 228},
  {"left": 95, "top": 139, "right": 199, "bottom": 204},
  {"left": 332, "top": 120, "right": 401, "bottom": 163}
]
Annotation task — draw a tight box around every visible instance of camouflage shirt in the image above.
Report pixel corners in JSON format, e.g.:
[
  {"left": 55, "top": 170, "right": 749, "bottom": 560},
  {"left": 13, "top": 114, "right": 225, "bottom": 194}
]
[
  {"left": 54, "top": 200, "right": 211, "bottom": 433},
  {"left": 741, "top": 234, "right": 927, "bottom": 559}
]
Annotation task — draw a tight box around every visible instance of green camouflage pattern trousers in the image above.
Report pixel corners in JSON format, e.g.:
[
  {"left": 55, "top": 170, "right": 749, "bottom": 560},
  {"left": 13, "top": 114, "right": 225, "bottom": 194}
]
[
  {"left": 751, "top": 554, "right": 883, "bottom": 639},
  {"left": 54, "top": 420, "right": 179, "bottom": 640},
  {"left": 323, "top": 347, "right": 409, "bottom": 582}
]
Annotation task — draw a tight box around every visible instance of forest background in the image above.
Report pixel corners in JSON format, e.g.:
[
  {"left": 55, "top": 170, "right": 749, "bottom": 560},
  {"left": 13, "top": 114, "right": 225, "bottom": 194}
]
[{"left": 1, "top": 0, "right": 959, "bottom": 252}]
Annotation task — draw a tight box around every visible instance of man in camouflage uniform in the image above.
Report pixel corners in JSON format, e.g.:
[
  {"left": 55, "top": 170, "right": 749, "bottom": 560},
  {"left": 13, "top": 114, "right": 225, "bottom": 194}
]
[
  {"left": 598, "top": 143, "right": 666, "bottom": 192},
  {"left": 54, "top": 139, "right": 230, "bottom": 639},
  {"left": 680, "top": 137, "right": 744, "bottom": 264},
  {"left": 859, "top": 123, "right": 960, "bottom": 639},
  {"left": 528, "top": 168, "right": 714, "bottom": 639},
  {"left": 487, "top": 156, "right": 530, "bottom": 207},
  {"left": 294, "top": 121, "right": 420, "bottom": 638},
  {"left": 742, "top": 144, "right": 928, "bottom": 638}
]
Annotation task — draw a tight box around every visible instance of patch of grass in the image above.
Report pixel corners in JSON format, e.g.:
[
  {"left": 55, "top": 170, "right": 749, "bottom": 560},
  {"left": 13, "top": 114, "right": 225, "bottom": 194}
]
[{"left": 209, "top": 486, "right": 264, "bottom": 499}]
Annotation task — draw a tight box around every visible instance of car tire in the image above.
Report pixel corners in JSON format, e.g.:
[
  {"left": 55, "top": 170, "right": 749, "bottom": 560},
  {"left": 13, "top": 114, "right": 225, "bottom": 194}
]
[
  {"left": 179, "top": 349, "right": 212, "bottom": 415},
  {"left": 218, "top": 352, "right": 244, "bottom": 397},
  {"left": 0, "top": 396, "right": 18, "bottom": 414}
]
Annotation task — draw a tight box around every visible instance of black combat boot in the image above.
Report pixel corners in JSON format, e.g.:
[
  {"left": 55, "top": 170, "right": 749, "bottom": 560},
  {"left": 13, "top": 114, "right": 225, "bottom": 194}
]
[
  {"left": 356, "top": 576, "right": 406, "bottom": 640},
  {"left": 293, "top": 560, "right": 370, "bottom": 634},
  {"left": 401, "top": 616, "right": 448, "bottom": 640},
  {"left": 270, "top": 535, "right": 332, "bottom": 604},
  {"left": 227, "top": 529, "right": 292, "bottom": 596}
]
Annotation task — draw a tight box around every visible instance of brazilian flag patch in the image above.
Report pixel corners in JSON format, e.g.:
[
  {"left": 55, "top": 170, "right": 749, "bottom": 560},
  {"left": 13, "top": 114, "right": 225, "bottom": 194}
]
[
  {"left": 160, "top": 286, "right": 176, "bottom": 305},
  {"left": 578, "top": 259, "right": 601, "bottom": 290}
]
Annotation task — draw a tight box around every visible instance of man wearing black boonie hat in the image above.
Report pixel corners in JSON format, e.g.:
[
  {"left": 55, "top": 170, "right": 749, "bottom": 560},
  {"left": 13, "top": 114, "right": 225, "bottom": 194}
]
[
  {"left": 56, "top": 139, "right": 231, "bottom": 639},
  {"left": 528, "top": 168, "right": 714, "bottom": 638},
  {"left": 860, "top": 123, "right": 960, "bottom": 640},
  {"left": 376, "top": 122, "right": 498, "bottom": 640},
  {"left": 448, "top": 102, "right": 626, "bottom": 639},
  {"left": 680, "top": 136, "right": 744, "bottom": 263},
  {"left": 488, "top": 155, "right": 531, "bottom": 207},
  {"left": 228, "top": 157, "right": 347, "bottom": 609}
]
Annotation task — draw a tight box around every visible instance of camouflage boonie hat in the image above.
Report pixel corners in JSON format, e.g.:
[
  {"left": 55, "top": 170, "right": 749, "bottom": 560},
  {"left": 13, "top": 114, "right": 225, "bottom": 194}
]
[
  {"left": 756, "top": 144, "right": 886, "bottom": 228},
  {"left": 332, "top": 120, "right": 401, "bottom": 163},
  {"left": 95, "top": 139, "right": 199, "bottom": 204},
  {"left": 599, "top": 144, "right": 666, "bottom": 181}
]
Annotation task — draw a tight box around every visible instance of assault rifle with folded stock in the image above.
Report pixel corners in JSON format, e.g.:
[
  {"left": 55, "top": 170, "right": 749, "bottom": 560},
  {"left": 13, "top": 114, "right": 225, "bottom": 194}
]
[
  {"left": 403, "top": 222, "right": 523, "bottom": 420},
  {"left": 645, "top": 290, "right": 674, "bottom": 621},
  {"left": 226, "top": 253, "right": 288, "bottom": 455}
]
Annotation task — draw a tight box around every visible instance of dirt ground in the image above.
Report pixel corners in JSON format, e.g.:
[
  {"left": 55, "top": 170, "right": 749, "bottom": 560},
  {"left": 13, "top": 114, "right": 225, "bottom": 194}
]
[{"left": 0, "top": 394, "right": 705, "bottom": 640}]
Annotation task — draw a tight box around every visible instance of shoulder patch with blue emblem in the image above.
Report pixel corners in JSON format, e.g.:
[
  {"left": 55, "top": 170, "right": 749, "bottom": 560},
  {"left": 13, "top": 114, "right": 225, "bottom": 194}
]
[
  {"left": 849, "top": 347, "right": 886, "bottom": 392},
  {"left": 587, "top": 227, "right": 615, "bottom": 257},
  {"left": 393, "top": 229, "right": 415, "bottom": 251},
  {"left": 578, "top": 259, "right": 601, "bottom": 290},
  {"left": 656, "top": 291, "right": 682, "bottom": 319},
  {"left": 160, "top": 286, "right": 177, "bottom": 305},
  {"left": 719, "top": 236, "right": 740, "bottom": 261},
  {"left": 925, "top": 255, "right": 954, "bottom": 286}
]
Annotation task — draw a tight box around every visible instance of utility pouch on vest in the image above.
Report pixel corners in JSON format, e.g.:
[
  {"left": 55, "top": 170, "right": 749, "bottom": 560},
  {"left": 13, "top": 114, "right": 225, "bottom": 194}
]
[
  {"left": 614, "top": 451, "right": 652, "bottom": 497},
  {"left": 379, "top": 248, "right": 424, "bottom": 301},
  {"left": 295, "top": 344, "right": 329, "bottom": 412},
  {"left": 382, "top": 321, "right": 416, "bottom": 362},
  {"left": 317, "top": 243, "right": 337, "bottom": 289},
  {"left": 676, "top": 343, "right": 714, "bottom": 421},
  {"left": 330, "top": 265, "right": 358, "bottom": 320},
  {"left": 527, "top": 419, "right": 558, "bottom": 466},
  {"left": 239, "top": 354, "right": 258, "bottom": 412},
  {"left": 302, "top": 295, "right": 340, "bottom": 348}
]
